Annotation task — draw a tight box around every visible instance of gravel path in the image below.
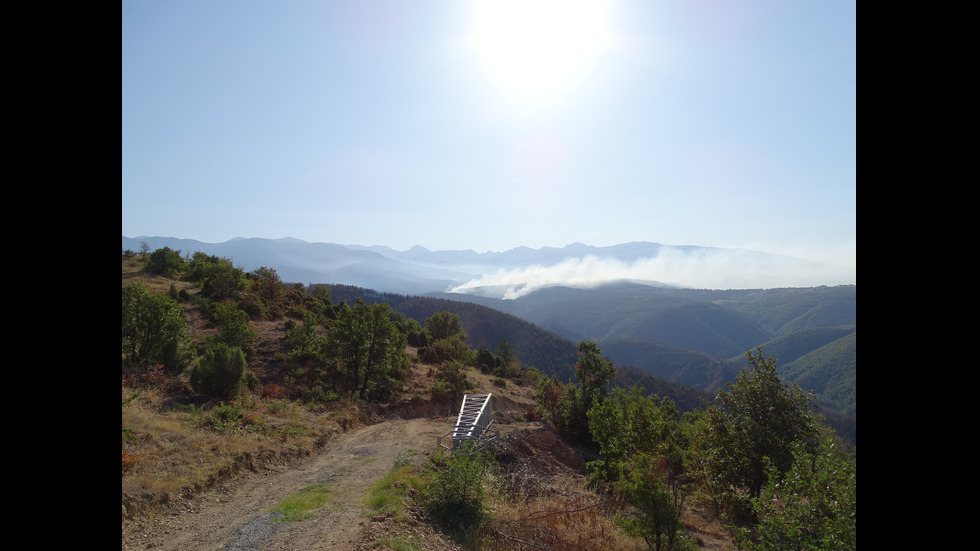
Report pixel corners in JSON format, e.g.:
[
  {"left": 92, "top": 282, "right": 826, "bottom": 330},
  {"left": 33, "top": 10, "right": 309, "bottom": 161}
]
[{"left": 122, "top": 417, "right": 457, "bottom": 551}]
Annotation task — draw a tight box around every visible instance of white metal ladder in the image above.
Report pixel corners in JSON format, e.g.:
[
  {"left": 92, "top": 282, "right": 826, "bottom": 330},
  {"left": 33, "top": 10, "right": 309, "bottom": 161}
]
[{"left": 438, "top": 393, "right": 498, "bottom": 451}]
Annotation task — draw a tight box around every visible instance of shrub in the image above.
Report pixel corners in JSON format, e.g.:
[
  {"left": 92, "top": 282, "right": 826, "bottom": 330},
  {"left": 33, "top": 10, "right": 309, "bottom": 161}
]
[
  {"left": 210, "top": 301, "right": 257, "bottom": 356},
  {"left": 428, "top": 360, "right": 472, "bottom": 401},
  {"left": 190, "top": 342, "right": 247, "bottom": 401},
  {"left": 736, "top": 437, "right": 856, "bottom": 550},
  {"left": 301, "top": 385, "right": 340, "bottom": 407},
  {"left": 261, "top": 383, "right": 291, "bottom": 399},
  {"left": 121, "top": 281, "right": 191, "bottom": 372},
  {"left": 204, "top": 402, "right": 244, "bottom": 431},
  {"left": 145, "top": 246, "right": 184, "bottom": 277},
  {"left": 423, "top": 444, "right": 498, "bottom": 539}
]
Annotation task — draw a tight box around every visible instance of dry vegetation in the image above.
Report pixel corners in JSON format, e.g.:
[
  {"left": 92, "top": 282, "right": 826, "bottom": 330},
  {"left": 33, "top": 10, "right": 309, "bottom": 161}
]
[{"left": 121, "top": 259, "right": 733, "bottom": 549}]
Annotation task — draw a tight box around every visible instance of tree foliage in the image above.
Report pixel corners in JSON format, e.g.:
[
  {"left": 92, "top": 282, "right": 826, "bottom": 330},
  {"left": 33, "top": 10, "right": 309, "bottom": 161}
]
[
  {"left": 285, "top": 310, "right": 323, "bottom": 363},
  {"left": 428, "top": 359, "right": 473, "bottom": 401},
  {"left": 121, "top": 281, "right": 190, "bottom": 372},
  {"left": 243, "top": 266, "right": 288, "bottom": 320},
  {"left": 419, "top": 311, "right": 473, "bottom": 365},
  {"left": 424, "top": 311, "right": 466, "bottom": 342},
  {"left": 323, "top": 299, "right": 408, "bottom": 400},
  {"left": 423, "top": 443, "right": 498, "bottom": 539},
  {"left": 689, "top": 348, "right": 819, "bottom": 520},
  {"left": 199, "top": 258, "right": 247, "bottom": 303},
  {"left": 190, "top": 341, "right": 247, "bottom": 401},
  {"left": 737, "top": 437, "right": 856, "bottom": 550},
  {"left": 537, "top": 341, "right": 617, "bottom": 446},
  {"left": 144, "top": 246, "right": 184, "bottom": 277},
  {"left": 210, "top": 300, "right": 257, "bottom": 357},
  {"left": 614, "top": 452, "right": 687, "bottom": 551},
  {"left": 588, "top": 388, "right": 686, "bottom": 550}
]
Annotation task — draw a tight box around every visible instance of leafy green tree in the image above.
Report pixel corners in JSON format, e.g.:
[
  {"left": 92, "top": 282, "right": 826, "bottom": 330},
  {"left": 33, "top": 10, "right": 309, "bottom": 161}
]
[
  {"left": 475, "top": 345, "right": 501, "bottom": 374},
  {"left": 496, "top": 339, "right": 515, "bottom": 367},
  {"left": 200, "top": 258, "right": 247, "bottom": 302},
  {"left": 210, "top": 301, "right": 256, "bottom": 356},
  {"left": 245, "top": 266, "right": 288, "bottom": 320},
  {"left": 144, "top": 246, "right": 185, "bottom": 277},
  {"left": 189, "top": 341, "right": 247, "bottom": 401},
  {"left": 690, "top": 348, "right": 819, "bottom": 520},
  {"left": 614, "top": 453, "right": 686, "bottom": 551},
  {"left": 185, "top": 252, "right": 219, "bottom": 283},
  {"left": 535, "top": 341, "right": 617, "bottom": 445},
  {"left": 588, "top": 387, "right": 680, "bottom": 482},
  {"left": 419, "top": 336, "right": 472, "bottom": 365},
  {"left": 575, "top": 340, "right": 617, "bottom": 399},
  {"left": 424, "top": 311, "right": 466, "bottom": 342},
  {"left": 588, "top": 388, "right": 686, "bottom": 550},
  {"left": 429, "top": 359, "right": 473, "bottom": 401},
  {"left": 737, "top": 437, "right": 856, "bottom": 550},
  {"left": 285, "top": 310, "right": 323, "bottom": 363},
  {"left": 323, "top": 300, "right": 408, "bottom": 400},
  {"left": 418, "top": 311, "right": 474, "bottom": 365},
  {"left": 121, "top": 281, "right": 190, "bottom": 372}
]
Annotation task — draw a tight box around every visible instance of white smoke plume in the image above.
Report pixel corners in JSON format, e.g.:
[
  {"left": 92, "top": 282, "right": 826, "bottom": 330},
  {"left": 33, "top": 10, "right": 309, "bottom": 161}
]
[{"left": 447, "top": 248, "right": 855, "bottom": 299}]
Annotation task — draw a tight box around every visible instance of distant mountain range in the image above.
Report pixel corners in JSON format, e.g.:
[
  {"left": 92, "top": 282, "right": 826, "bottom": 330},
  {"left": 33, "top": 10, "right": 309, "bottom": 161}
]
[
  {"left": 121, "top": 236, "right": 853, "bottom": 297},
  {"left": 121, "top": 235, "right": 856, "bottom": 418}
]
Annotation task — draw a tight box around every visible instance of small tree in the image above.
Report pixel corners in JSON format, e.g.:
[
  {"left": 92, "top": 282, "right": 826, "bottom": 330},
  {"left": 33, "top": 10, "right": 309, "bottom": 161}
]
[
  {"left": 614, "top": 453, "right": 686, "bottom": 551},
  {"left": 190, "top": 342, "right": 247, "bottom": 401},
  {"left": 200, "top": 258, "right": 247, "bottom": 302},
  {"left": 429, "top": 360, "right": 472, "bottom": 401},
  {"left": 285, "top": 310, "right": 322, "bottom": 363},
  {"left": 424, "top": 311, "right": 466, "bottom": 342},
  {"left": 211, "top": 300, "right": 256, "bottom": 357},
  {"left": 246, "top": 266, "right": 288, "bottom": 320},
  {"left": 323, "top": 300, "right": 408, "bottom": 400},
  {"left": 588, "top": 387, "right": 686, "bottom": 551},
  {"left": 121, "top": 281, "right": 190, "bottom": 372},
  {"left": 539, "top": 341, "right": 617, "bottom": 445},
  {"left": 690, "top": 348, "right": 819, "bottom": 520},
  {"left": 144, "top": 246, "right": 185, "bottom": 277}
]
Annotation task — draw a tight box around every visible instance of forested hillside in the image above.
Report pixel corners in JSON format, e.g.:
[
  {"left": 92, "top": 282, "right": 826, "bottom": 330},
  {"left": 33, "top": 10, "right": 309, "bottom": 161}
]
[
  {"left": 431, "top": 282, "right": 856, "bottom": 416},
  {"left": 123, "top": 246, "right": 855, "bottom": 550},
  {"left": 322, "top": 284, "right": 715, "bottom": 415}
]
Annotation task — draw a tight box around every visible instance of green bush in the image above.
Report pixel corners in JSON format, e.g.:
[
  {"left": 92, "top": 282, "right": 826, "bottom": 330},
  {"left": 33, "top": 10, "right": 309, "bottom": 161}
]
[
  {"left": 423, "top": 444, "right": 497, "bottom": 539},
  {"left": 428, "top": 360, "right": 472, "bottom": 401},
  {"left": 190, "top": 342, "right": 247, "bottom": 401},
  {"left": 145, "top": 246, "right": 185, "bottom": 277},
  {"left": 301, "top": 385, "right": 340, "bottom": 407},
  {"left": 205, "top": 402, "right": 244, "bottom": 430},
  {"left": 688, "top": 348, "right": 820, "bottom": 521},
  {"left": 121, "top": 281, "right": 191, "bottom": 372},
  {"left": 210, "top": 301, "right": 256, "bottom": 356},
  {"left": 736, "top": 437, "right": 856, "bottom": 550}
]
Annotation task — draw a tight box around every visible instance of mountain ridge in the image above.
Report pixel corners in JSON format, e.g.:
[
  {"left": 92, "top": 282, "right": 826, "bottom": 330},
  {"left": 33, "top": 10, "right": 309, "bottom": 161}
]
[
  {"left": 122, "top": 235, "right": 853, "bottom": 297},
  {"left": 122, "top": 237, "right": 856, "bottom": 418}
]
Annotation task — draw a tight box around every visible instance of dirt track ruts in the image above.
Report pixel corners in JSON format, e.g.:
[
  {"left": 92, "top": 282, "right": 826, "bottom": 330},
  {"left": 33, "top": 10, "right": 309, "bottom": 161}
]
[{"left": 122, "top": 417, "right": 460, "bottom": 551}]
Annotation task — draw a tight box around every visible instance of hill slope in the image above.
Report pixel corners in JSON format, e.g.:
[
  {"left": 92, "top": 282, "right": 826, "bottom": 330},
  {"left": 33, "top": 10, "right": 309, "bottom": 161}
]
[{"left": 432, "top": 282, "right": 856, "bottom": 414}]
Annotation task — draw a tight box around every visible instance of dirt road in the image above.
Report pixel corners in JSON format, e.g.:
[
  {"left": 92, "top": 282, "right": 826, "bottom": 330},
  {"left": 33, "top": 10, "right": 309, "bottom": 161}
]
[{"left": 122, "top": 416, "right": 463, "bottom": 551}]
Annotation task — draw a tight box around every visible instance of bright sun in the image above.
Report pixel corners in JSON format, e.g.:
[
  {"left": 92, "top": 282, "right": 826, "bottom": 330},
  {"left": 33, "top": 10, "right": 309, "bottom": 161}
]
[{"left": 467, "top": 0, "right": 614, "bottom": 104}]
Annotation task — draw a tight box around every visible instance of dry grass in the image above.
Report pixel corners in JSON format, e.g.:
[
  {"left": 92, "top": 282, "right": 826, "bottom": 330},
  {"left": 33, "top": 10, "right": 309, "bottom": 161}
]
[
  {"left": 483, "top": 481, "right": 641, "bottom": 550},
  {"left": 121, "top": 382, "right": 356, "bottom": 517}
]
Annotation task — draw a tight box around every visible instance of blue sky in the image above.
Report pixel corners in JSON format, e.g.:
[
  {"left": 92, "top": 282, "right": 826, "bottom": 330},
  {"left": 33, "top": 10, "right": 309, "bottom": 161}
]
[{"left": 122, "top": 1, "right": 855, "bottom": 279}]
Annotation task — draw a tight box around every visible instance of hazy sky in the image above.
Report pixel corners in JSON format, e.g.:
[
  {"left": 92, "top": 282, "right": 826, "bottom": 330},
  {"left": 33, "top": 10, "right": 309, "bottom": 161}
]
[{"left": 122, "top": 1, "right": 856, "bottom": 276}]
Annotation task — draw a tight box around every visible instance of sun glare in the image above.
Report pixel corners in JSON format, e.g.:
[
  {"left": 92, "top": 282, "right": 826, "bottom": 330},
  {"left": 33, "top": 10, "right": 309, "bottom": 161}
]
[{"left": 468, "top": 0, "right": 613, "bottom": 104}]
